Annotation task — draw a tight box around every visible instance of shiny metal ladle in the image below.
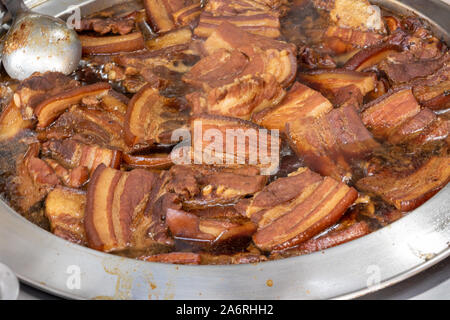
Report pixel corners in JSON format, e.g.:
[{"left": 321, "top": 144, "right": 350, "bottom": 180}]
[{"left": 1, "top": 0, "right": 81, "bottom": 80}]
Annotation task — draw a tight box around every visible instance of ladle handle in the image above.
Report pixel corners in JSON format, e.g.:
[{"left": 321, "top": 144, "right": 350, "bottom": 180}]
[{"left": 1, "top": 0, "right": 27, "bottom": 18}]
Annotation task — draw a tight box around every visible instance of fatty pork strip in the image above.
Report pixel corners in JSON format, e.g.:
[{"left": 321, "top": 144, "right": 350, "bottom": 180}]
[
  {"left": 194, "top": 0, "right": 284, "bottom": 38},
  {"left": 356, "top": 155, "right": 450, "bottom": 212},
  {"left": 143, "top": 0, "right": 202, "bottom": 33},
  {"left": 242, "top": 167, "right": 358, "bottom": 252},
  {"left": 184, "top": 22, "right": 297, "bottom": 90},
  {"left": 286, "top": 104, "right": 379, "bottom": 182},
  {"left": 361, "top": 87, "right": 449, "bottom": 145}
]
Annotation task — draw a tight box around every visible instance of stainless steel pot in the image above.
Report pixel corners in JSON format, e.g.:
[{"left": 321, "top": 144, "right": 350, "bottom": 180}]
[{"left": 0, "top": 0, "right": 448, "bottom": 300}]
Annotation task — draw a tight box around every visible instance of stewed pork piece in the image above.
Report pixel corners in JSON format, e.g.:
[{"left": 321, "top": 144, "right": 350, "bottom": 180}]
[
  {"left": 45, "top": 186, "right": 87, "bottom": 245},
  {"left": 356, "top": 155, "right": 450, "bottom": 212},
  {"left": 185, "top": 22, "right": 297, "bottom": 90},
  {"left": 160, "top": 165, "right": 267, "bottom": 209},
  {"left": 84, "top": 164, "right": 166, "bottom": 253},
  {"left": 252, "top": 82, "right": 332, "bottom": 131},
  {"left": 286, "top": 104, "right": 379, "bottom": 182},
  {"left": 194, "top": 0, "right": 284, "bottom": 38},
  {"left": 243, "top": 167, "right": 358, "bottom": 252},
  {"left": 124, "top": 85, "right": 189, "bottom": 148},
  {"left": 144, "top": 0, "right": 202, "bottom": 33},
  {"left": 361, "top": 88, "right": 449, "bottom": 146},
  {"left": 187, "top": 73, "right": 286, "bottom": 120}
]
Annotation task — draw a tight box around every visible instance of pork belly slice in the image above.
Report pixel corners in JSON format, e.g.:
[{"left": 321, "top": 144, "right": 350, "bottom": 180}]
[
  {"left": 411, "top": 66, "right": 450, "bottom": 111},
  {"left": 166, "top": 207, "right": 257, "bottom": 252},
  {"left": 252, "top": 82, "right": 332, "bottom": 131},
  {"left": 244, "top": 167, "right": 358, "bottom": 252},
  {"left": 344, "top": 44, "right": 402, "bottom": 72},
  {"left": 11, "top": 144, "right": 60, "bottom": 212},
  {"left": 161, "top": 165, "right": 267, "bottom": 209},
  {"left": 286, "top": 105, "right": 379, "bottom": 182},
  {"left": 189, "top": 114, "right": 280, "bottom": 173},
  {"left": 182, "top": 48, "right": 250, "bottom": 90},
  {"left": 42, "top": 139, "right": 122, "bottom": 173},
  {"left": 379, "top": 52, "right": 449, "bottom": 84},
  {"left": 123, "top": 153, "right": 173, "bottom": 170},
  {"left": 124, "top": 85, "right": 189, "bottom": 148},
  {"left": 76, "top": 12, "right": 137, "bottom": 35},
  {"left": 298, "top": 69, "right": 377, "bottom": 107},
  {"left": 80, "top": 32, "right": 145, "bottom": 55},
  {"left": 271, "top": 221, "right": 370, "bottom": 257},
  {"left": 141, "top": 252, "right": 201, "bottom": 265},
  {"left": 387, "top": 108, "right": 437, "bottom": 145},
  {"left": 104, "top": 45, "right": 199, "bottom": 94},
  {"left": 144, "top": 0, "right": 201, "bottom": 33},
  {"left": 13, "top": 72, "right": 80, "bottom": 121},
  {"left": 323, "top": 26, "right": 384, "bottom": 55},
  {"left": 356, "top": 155, "right": 450, "bottom": 212},
  {"left": 146, "top": 27, "right": 192, "bottom": 51},
  {"left": 187, "top": 73, "right": 286, "bottom": 120},
  {"left": 40, "top": 103, "right": 129, "bottom": 152},
  {"left": 194, "top": 0, "right": 281, "bottom": 39},
  {"left": 313, "top": 0, "right": 385, "bottom": 32},
  {"left": 84, "top": 164, "right": 163, "bottom": 252},
  {"left": 201, "top": 22, "right": 297, "bottom": 88},
  {"left": 44, "top": 159, "right": 89, "bottom": 189},
  {"left": 361, "top": 88, "right": 421, "bottom": 140},
  {"left": 34, "top": 82, "right": 111, "bottom": 129},
  {"left": 45, "top": 186, "right": 87, "bottom": 245},
  {"left": 0, "top": 100, "right": 33, "bottom": 142}
]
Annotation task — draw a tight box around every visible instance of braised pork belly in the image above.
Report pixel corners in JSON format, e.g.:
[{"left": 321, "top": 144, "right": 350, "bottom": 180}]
[{"left": 0, "top": 0, "right": 448, "bottom": 264}]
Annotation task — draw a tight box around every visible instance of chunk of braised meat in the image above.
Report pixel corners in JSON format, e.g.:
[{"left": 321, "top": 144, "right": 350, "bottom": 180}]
[
  {"left": 76, "top": 12, "right": 137, "bottom": 35},
  {"left": 242, "top": 167, "right": 358, "bottom": 252},
  {"left": 194, "top": 0, "right": 282, "bottom": 39},
  {"left": 187, "top": 73, "right": 286, "bottom": 120},
  {"left": 344, "top": 44, "right": 402, "bottom": 72},
  {"left": 313, "top": 0, "right": 385, "bottom": 32},
  {"left": 79, "top": 32, "right": 145, "bottom": 55},
  {"left": 144, "top": 0, "right": 202, "bottom": 33},
  {"left": 410, "top": 65, "right": 450, "bottom": 111},
  {"left": 379, "top": 52, "right": 449, "bottom": 85},
  {"left": 166, "top": 206, "right": 257, "bottom": 252},
  {"left": 45, "top": 186, "right": 87, "bottom": 245},
  {"left": 42, "top": 139, "right": 122, "bottom": 173},
  {"left": 361, "top": 88, "right": 421, "bottom": 139},
  {"left": 161, "top": 165, "right": 268, "bottom": 209},
  {"left": 184, "top": 22, "right": 296, "bottom": 90},
  {"left": 322, "top": 26, "right": 384, "bottom": 55},
  {"left": 103, "top": 44, "right": 199, "bottom": 94},
  {"left": 34, "top": 82, "right": 112, "bottom": 129},
  {"left": 189, "top": 114, "right": 280, "bottom": 175},
  {"left": 297, "top": 46, "right": 336, "bottom": 70},
  {"left": 124, "top": 85, "right": 189, "bottom": 148},
  {"left": 13, "top": 72, "right": 80, "bottom": 121},
  {"left": 270, "top": 221, "right": 370, "bottom": 257},
  {"left": 356, "top": 155, "right": 450, "bottom": 211},
  {"left": 43, "top": 159, "right": 89, "bottom": 189},
  {"left": 0, "top": 100, "right": 33, "bottom": 142},
  {"left": 38, "top": 90, "right": 130, "bottom": 152},
  {"left": 84, "top": 164, "right": 169, "bottom": 253},
  {"left": 298, "top": 69, "right": 377, "bottom": 108},
  {"left": 252, "top": 82, "right": 332, "bottom": 131},
  {"left": 286, "top": 104, "right": 379, "bottom": 182},
  {"left": 9, "top": 144, "right": 60, "bottom": 212}
]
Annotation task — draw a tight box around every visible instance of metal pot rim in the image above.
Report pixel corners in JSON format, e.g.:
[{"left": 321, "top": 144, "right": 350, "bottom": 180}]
[{"left": 0, "top": 0, "right": 448, "bottom": 300}]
